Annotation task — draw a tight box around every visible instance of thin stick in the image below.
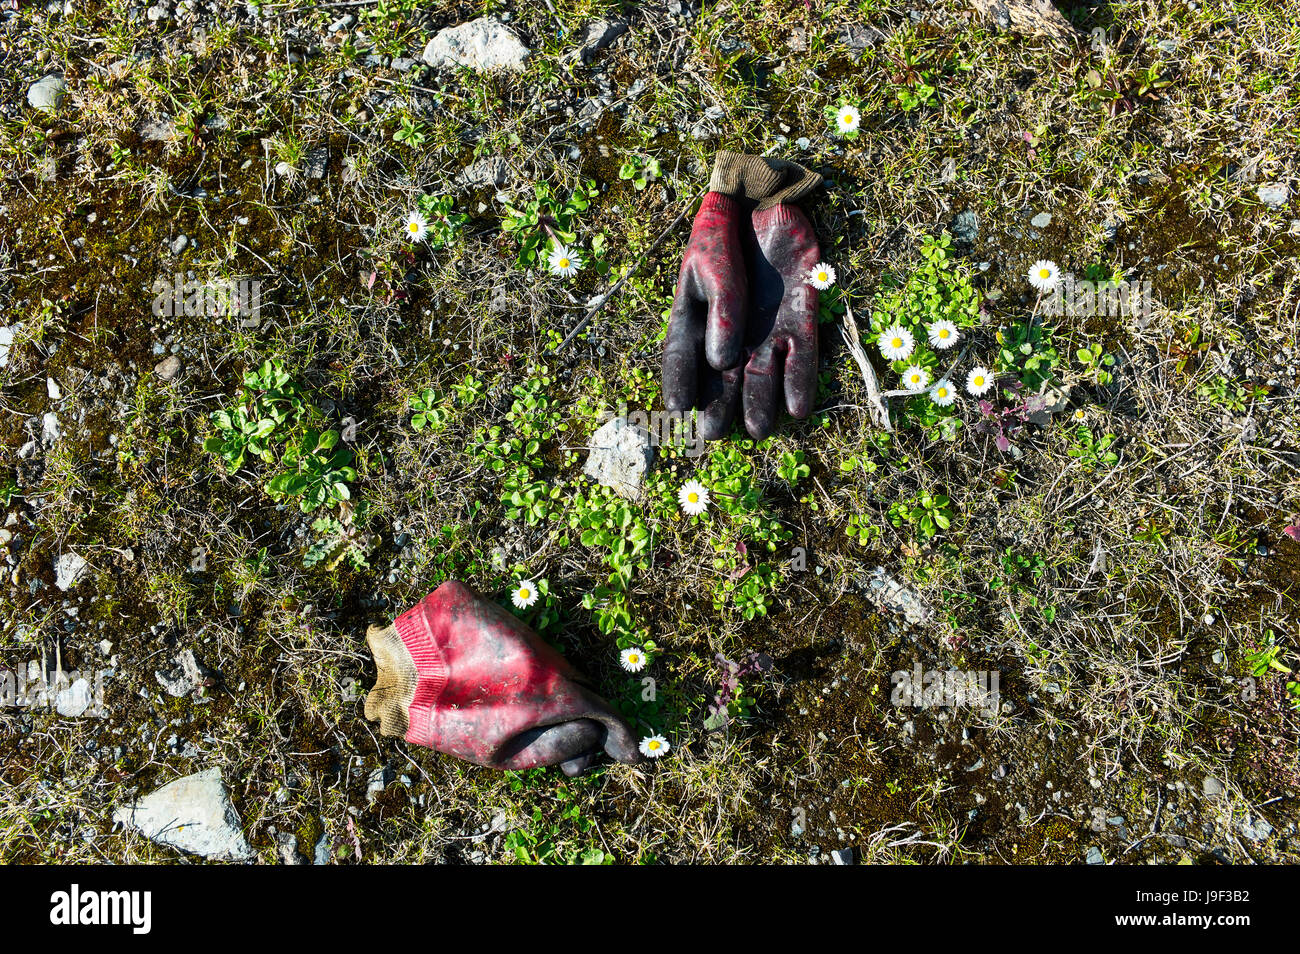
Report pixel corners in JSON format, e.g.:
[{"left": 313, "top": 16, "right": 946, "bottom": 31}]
[
  {"left": 554, "top": 198, "right": 696, "bottom": 352},
  {"left": 841, "top": 299, "right": 892, "bottom": 432}
]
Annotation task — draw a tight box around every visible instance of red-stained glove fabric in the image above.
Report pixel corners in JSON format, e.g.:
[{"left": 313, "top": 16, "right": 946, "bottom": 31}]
[
  {"left": 740, "top": 202, "right": 822, "bottom": 440},
  {"left": 365, "top": 581, "right": 640, "bottom": 777},
  {"left": 662, "top": 151, "right": 822, "bottom": 441}
]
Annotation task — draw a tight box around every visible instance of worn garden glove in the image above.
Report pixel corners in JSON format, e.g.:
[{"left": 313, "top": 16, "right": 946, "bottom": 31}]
[
  {"left": 662, "top": 151, "right": 822, "bottom": 440},
  {"left": 740, "top": 202, "right": 822, "bottom": 439},
  {"left": 365, "top": 581, "right": 640, "bottom": 776}
]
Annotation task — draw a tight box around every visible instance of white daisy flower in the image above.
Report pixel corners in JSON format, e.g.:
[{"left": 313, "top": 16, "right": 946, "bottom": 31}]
[
  {"left": 511, "top": 579, "right": 539, "bottom": 609},
  {"left": 901, "top": 365, "right": 931, "bottom": 392},
  {"left": 927, "top": 320, "right": 960, "bottom": 350},
  {"left": 807, "top": 262, "right": 837, "bottom": 290},
  {"left": 1073, "top": 408, "right": 1088, "bottom": 422},
  {"left": 639, "top": 734, "right": 670, "bottom": 759},
  {"left": 929, "top": 378, "right": 957, "bottom": 407},
  {"left": 1027, "top": 259, "right": 1060, "bottom": 292},
  {"left": 404, "top": 211, "right": 429, "bottom": 242},
  {"left": 835, "top": 105, "right": 861, "bottom": 135},
  {"left": 547, "top": 244, "right": 583, "bottom": 278},
  {"left": 965, "top": 366, "right": 993, "bottom": 396},
  {"left": 878, "top": 325, "right": 915, "bottom": 362},
  {"left": 678, "top": 480, "right": 710, "bottom": 516},
  {"left": 620, "top": 647, "right": 647, "bottom": 673}
]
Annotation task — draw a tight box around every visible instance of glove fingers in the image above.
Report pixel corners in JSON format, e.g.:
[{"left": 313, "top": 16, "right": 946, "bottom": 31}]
[
  {"left": 699, "top": 364, "right": 743, "bottom": 441},
  {"left": 743, "top": 342, "right": 784, "bottom": 440},
  {"left": 703, "top": 279, "right": 745, "bottom": 370},
  {"left": 783, "top": 333, "right": 818, "bottom": 419},
  {"left": 662, "top": 284, "right": 704, "bottom": 413},
  {"left": 497, "top": 718, "right": 605, "bottom": 772}
]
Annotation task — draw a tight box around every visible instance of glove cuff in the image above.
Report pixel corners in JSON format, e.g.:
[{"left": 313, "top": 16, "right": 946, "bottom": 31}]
[
  {"left": 364, "top": 596, "right": 449, "bottom": 747},
  {"left": 698, "top": 190, "right": 739, "bottom": 217},
  {"left": 708, "top": 150, "right": 823, "bottom": 210}
]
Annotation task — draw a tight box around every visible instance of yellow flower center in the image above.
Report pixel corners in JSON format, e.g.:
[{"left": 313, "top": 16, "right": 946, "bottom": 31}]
[
  {"left": 408, "top": 223, "right": 419, "bottom": 233},
  {"left": 939, "top": 329, "right": 950, "bottom": 339},
  {"left": 937, "top": 388, "right": 948, "bottom": 398},
  {"left": 648, "top": 740, "right": 661, "bottom": 751},
  {"left": 558, "top": 258, "right": 570, "bottom": 269},
  {"left": 518, "top": 588, "right": 530, "bottom": 600},
  {"left": 973, "top": 376, "right": 984, "bottom": 387},
  {"left": 629, "top": 654, "right": 640, "bottom": 664},
  {"left": 891, "top": 338, "right": 903, "bottom": 349},
  {"left": 817, "top": 271, "right": 828, "bottom": 282},
  {"left": 687, "top": 492, "right": 698, "bottom": 504},
  {"left": 1039, "top": 269, "right": 1051, "bottom": 279}
]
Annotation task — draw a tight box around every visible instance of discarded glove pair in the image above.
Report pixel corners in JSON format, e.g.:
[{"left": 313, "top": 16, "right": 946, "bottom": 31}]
[
  {"left": 365, "top": 581, "right": 640, "bottom": 776},
  {"left": 663, "top": 150, "right": 824, "bottom": 441},
  {"left": 363, "top": 154, "right": 824, "bottom": 776}
]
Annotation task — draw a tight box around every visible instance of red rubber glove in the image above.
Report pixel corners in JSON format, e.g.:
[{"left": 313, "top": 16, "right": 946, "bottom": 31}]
[
  {"left": 662, "top": 151, "right": 822, "bottom": 441},
  {"left": 365, "top": 581, "right": 640, "bottom": 776}
]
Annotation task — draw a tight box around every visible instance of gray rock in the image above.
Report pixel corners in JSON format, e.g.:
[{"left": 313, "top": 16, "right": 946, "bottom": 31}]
[
  {"left": 154, "top": 649, "right": 214, "bottom": 698},
  {"left": 830, "top": 847, "right": 856, "bottom": 864},
  {"left": 862, "top": 567, "right": 932, "bottom": 626},
  {"left": 1085, "top": 846, "right": 1105, "bottom": 865},
  {"left": 54, "top": 552, "right": 88, "bottom": 591},
  {"left": 422, "top": 17, "right": 530, "bottom": 73},
  {"left": 113, "top": 768, "right": 254, "bottom": 861},
  {"left": 154, "top": 355, "right": 182, "bottom": 381},
  {"left": 27, "top": 75, "right": 68, "bottom": 112},
  {"left": 952, "top": 209, "right": 979, "bottom": 242},
  {"left": 457, "top": 156, "right": 509, "bottom": 189},
  {"left": 583, "top": 416, "right": 654, "bottom": 500},
  {"left": 569, "top": 19, "right": 628, "bottom": 63},
  {"left": 135, "top": 115, "right": 175, "bottom": 142},
  {"left": 305, "top": 146, "right": 329, "bottom": 178},
  {"left": 276, "top": 831, "right": 307, "bottom": 865},
  {"left": 1030, "top": 211, "right": 1052, "bottom": 228},
  {"left": 1201, "top": 776, "right": 1225, "bottom": 798},
  {"left": 1257, "top": 182, "right": 1289, "bottom": 209},
  {"left": 313, "top": 832, "right": 332, "bottom": 865},
  {"left": 327, "top": 14, "right": 354, "bottom": 32},
  {"left": 169, "top": 234, "right": 188, "bottom": 255},
  {"left": 1238, "top": 814, "right": 1273, "bottom": 842}
]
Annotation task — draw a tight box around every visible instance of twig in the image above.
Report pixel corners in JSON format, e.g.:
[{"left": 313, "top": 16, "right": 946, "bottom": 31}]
[
  {"left": 841, "top": 299, "right": 892, "bottom": 432},
  {"left": 554, "top": 198, "right": 696, "bottom": 352}
]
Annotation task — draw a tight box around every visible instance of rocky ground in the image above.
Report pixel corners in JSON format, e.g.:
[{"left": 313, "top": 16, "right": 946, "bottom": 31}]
[{"left": 1, "top": 0, "right": 1298, "bottom": 864}]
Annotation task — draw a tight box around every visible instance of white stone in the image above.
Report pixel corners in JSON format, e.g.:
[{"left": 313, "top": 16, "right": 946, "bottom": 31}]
[
  {"left": 27, "top": 75, "right": 68, "bottom": 112},
  {"left": 42, "top": 411, "right": 61, "bottom": 442},
  {"left": 583, "top": 416, "right": 654, "bottom": 500},
  {"left": 56, "top": 678, "right": 92, "bottom": 717},
  {"left": 422, "top": 17, "right": 530, "bottom": 72},
  {"left": 113, "top": 769, "right": 254, "bottom": 861},
  {"left": 54, "top": 552, "right": 87, "bottom": 591},
  {"left": 1257, "top": 182, "right": 1290, "bottom": 209},
  {"left": 0, "top": 326, "right": 14, "bottom": 369}
]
